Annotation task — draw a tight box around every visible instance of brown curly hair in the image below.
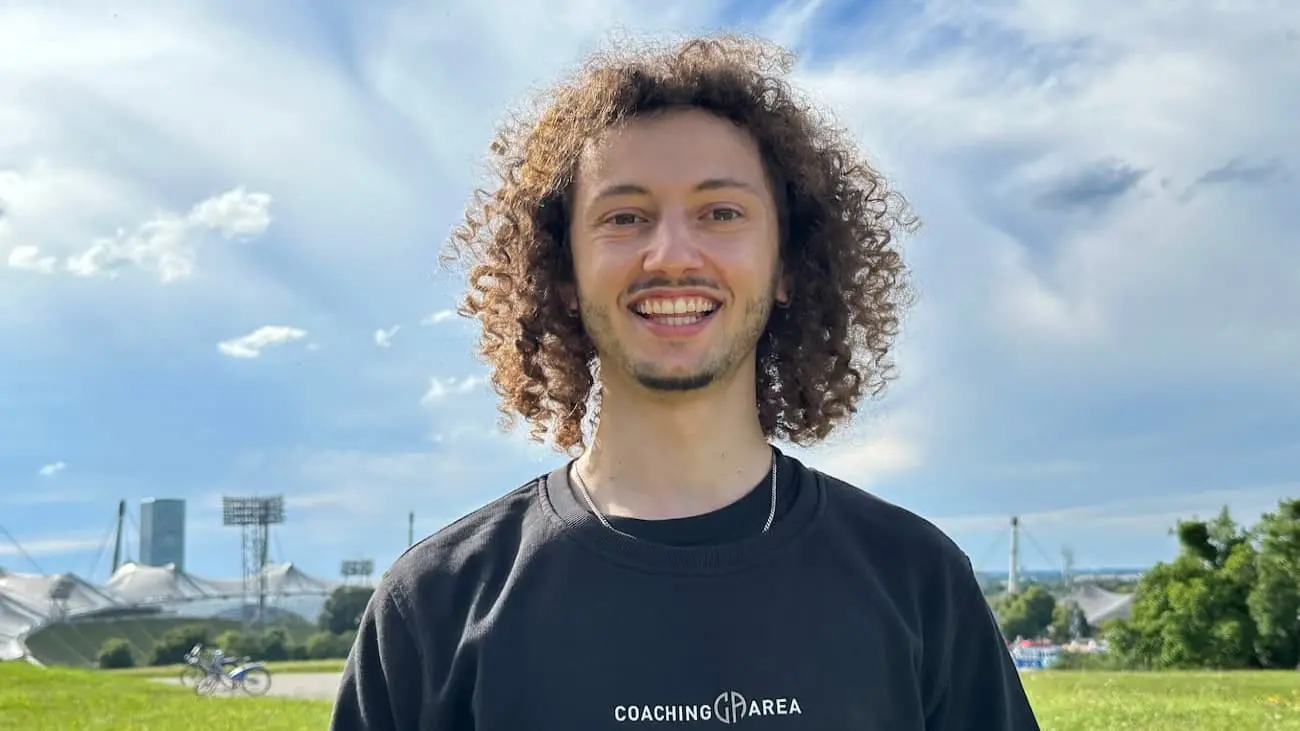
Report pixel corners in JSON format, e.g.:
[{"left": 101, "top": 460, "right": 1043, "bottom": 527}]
[{"left": 444, "top": 33, "right": 918, "bottom": 454}]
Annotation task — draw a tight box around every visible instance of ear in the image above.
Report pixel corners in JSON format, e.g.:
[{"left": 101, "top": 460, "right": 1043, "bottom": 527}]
[
  {"left": 774, "top": 264, "right": 791, "bottom": 306},
  {"left": 559, "top": 281, "right": 579, "bottom": 313}
]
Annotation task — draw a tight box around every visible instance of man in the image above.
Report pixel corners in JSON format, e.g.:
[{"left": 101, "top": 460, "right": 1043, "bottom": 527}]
[{"left": 331, "top": 35, "right": 1041, "bottom": 730}]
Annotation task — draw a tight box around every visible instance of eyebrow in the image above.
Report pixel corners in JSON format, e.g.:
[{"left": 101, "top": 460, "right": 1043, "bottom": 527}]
[{"left": 591, "top": 177, "right": 760, "bottom": 202}]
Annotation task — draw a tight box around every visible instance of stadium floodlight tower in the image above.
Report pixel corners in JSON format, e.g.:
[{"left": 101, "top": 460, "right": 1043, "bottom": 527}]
[
  {"left": 340, "top": 559, "right": 375, "bottom": 586},
  {"left": 221, "top": 495, "right": 285, "bottom": 631},
  {"left": 48, "top": 574, "right": 76, "bottom": 621}
]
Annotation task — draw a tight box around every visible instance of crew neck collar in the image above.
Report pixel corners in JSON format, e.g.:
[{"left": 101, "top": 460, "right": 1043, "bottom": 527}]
[{"left": 541, "top": 448, "right": 824, "bottom": 575}]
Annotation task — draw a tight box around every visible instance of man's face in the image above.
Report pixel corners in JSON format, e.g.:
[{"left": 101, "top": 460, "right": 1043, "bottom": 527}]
[{"left": 567, "top": 107, "right": 787, "bottom": 393}]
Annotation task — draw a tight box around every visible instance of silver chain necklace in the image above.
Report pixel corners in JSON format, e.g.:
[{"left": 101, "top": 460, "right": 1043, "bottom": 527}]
[{"left": 570, "top": 450, "right": 778, "bottom": 538}]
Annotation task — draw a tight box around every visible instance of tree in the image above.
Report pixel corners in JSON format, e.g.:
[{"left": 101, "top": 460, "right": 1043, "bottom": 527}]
[
  {"left": 319, "top": 586, "right": 375, "bottom": 635},
  {"left": 1110, "top": 525, "right": 1258, "bottom": 670},
  {"left": 1104, "top": 505, "right": 1296, "bottom": 670},
  {"left": 1048, "top": 600, "right": 1089, "bottom": 644},
  {"left": 1175, "top": 506, "right": 1248, "bottom": 569},
  {"left": 996, "top": 585, "right": 1056, "bottom": 640},
  {"left": 1248, "top": 499, "right": 1300, "bottom": 669}
]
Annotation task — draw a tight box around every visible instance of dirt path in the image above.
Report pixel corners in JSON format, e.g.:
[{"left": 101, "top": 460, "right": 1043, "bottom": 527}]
[
  {"left": 159, "top": 671, "right": 342, "bottom": 700},
  {"left": 256, "top": 671, "right": 341, "bottom": 700}
]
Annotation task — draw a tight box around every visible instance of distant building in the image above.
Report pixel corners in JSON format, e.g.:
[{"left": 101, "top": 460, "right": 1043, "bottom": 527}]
[{"left": 140, "top": 498, "right": 186, "bottom": 571}]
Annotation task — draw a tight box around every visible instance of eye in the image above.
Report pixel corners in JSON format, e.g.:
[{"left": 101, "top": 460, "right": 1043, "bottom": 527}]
[
  {"left": 707, "top": 207, "right": 744, "bottom": 222},
  {"left": 604, "top": 212, "right": 644, "bottom": 226}
]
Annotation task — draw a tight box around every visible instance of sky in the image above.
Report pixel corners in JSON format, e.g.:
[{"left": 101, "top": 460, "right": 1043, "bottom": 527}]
[{"left": 1, "top": 0, "right": 1297, "bottom": 585}]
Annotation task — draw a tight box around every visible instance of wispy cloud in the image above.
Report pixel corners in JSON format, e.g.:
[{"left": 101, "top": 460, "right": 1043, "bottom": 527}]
[
  {"left": 5, "top": 186, "right": 271, "bottom": 282},
  {"left": 0, "top": 489, "right": 94, "bottom": 507},
  {"left": 420, "top": 310, "right": 456, "bottom": 326},
  {"left": 420, "top": 376, "right": 484, "bottom": 405},
  {"left": 374, "top": 325, "right": 400, "bottom": 348},
  {"left": 217, "top": 325, "right": 308, "bottom": 359},
  {"left": 0, "top": 534, "right": 104, "bottom": 559},
  {"left": 7, "top": 246, "right": 57, "bottom": 274},
  {"left": 37, "top": 461, "right": 65, "bottom": 477}
]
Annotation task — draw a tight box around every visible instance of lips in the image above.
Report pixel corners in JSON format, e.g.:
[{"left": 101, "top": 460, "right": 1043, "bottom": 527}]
[
  {"left": 632, "top": 294, "right": 718, "bottom": 314},
  {"left": 628, "top": 295, "right": 722, "bottom": 333}
]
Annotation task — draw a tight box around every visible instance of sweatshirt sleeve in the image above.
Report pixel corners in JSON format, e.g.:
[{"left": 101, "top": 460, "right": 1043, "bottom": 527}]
[
  {"left": 924, "top": 566, "right": 1043, "bottom": 731},
  {"left": 330, "top": 578, "right": 424, "bottom": 731}
]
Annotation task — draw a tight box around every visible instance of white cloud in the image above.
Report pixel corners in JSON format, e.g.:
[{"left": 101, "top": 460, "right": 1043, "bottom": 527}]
[
  {"left": 37, "top": 461, "right": 65, "bottom": 477},
  {"left": 0, "top": 534, "right": 103, "bottom": 559},
  {"left": 63, "top": 187, "right": 271, "bottom": 282},
  {"left": 420, "top": 376, "right": 484, "bottom": 405},
  {"left": 6, "top": 246, "right": 56, "bottom": 274},
  {"left": 374, "top": 325, "right": 400, "bottom": 348},
  {"left": 935, "top": 482, "right": 1299, "bottom": 543},
  {"left": 795, "top": 427, "right": 924, "bottom": 488},
  {"left": 203, "top": 440, "right": 555, "bottom": 567},
  {"left": 420, "top": 310, "right": 456, "bottom": 325},
  {"left": 3, "top": 180, "right": 271, "bottom": 282},
  {"left": 796, "top": 0, "right": 1299, "bottom": 383},
  {"left": 185, "top": 187, "right": 273, "bottom": 238},
  {"left": 217, "top": 325, "right": 308, "bottom": 359}
]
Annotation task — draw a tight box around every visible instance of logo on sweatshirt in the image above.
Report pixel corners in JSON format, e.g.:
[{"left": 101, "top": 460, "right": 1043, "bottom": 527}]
[{"left": 613, "top": 690, "right": 803, "bottom": 725}]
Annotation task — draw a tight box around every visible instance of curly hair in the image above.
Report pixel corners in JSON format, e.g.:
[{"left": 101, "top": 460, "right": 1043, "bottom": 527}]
[{"left": 444, "top": 33, "right": 918, "bottom": 454}]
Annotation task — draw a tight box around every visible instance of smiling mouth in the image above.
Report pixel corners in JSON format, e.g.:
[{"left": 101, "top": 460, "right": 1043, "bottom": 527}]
[{"left": 630, "top": 296, "right": 721, "bottom": 327}]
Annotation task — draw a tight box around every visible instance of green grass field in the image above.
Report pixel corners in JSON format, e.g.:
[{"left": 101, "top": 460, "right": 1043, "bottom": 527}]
[
  {"left": 108, "top": 658, "right": 345, "bottom": 678},
  {"left": 2, "top": 662, "right": 1298, "bottom": 730},
  {"left": 0, "top": 662, "right": 332, "bottom": 731}
]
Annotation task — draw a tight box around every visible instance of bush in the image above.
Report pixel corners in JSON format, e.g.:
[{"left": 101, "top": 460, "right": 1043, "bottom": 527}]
[
  {"left": 1049, "top": 651, "right": 1128, "bottom": 671},
  {"left": 319, "top": 587, "right": 375, "bottom": 635},
  {"left": 148, "top": 624, "right": 214, "bottom": 666},
  {"left": 259, "top": 627, "right": 292, "bottom": 662},
  {"left": 96, "top": 638, "right": 136, "bottom": 669},
  {"left": 305, "top": 631, "right": 355, "bottom": 660}
]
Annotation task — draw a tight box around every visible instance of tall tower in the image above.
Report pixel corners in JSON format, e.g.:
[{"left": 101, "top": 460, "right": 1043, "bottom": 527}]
[
  {"left": 1007, "top": 515, "right": 1021, "bottom": 595},
  {"left": 1061, "top": 546, "right": 1075, "bottom": 589},
  {"left": 221, "top": 495, "right": 285, "bottom": 629},
  {"left": 140, "top": 498, "right": 187, "bottom": 571}
]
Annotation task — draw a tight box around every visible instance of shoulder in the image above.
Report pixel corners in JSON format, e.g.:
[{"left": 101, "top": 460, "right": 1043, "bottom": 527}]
[
  {"left": 806, "top": 463, "right": 977, "bottom": 588},
  {"left": 379, "top": 476, "right": 549, "bottom": 604}
]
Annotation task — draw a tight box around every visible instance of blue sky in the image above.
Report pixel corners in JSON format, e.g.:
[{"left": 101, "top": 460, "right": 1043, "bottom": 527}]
[{"left": 2, "top": 0, "right": 1297, "bottom": 584}]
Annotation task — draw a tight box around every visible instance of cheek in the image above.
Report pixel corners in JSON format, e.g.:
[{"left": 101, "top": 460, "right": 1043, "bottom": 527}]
[
  {"left": 576, "top": 245, "right": 640, "bottom": 287},
  {"left": 711, "top": 246, "right": 778, "bottom": 287},
  {"left": 571, "top": 254, "right": 622, "bottom": 305}
]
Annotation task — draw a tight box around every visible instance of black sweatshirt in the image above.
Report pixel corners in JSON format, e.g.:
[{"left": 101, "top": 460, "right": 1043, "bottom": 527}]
[{"left": 330, "top": 450, "right": 1041, "bottom": 730}]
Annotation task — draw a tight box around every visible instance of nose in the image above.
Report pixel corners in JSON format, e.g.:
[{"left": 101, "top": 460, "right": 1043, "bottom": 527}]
[{"left": 641, "top": 209, "right": 704, "bottom": 276}]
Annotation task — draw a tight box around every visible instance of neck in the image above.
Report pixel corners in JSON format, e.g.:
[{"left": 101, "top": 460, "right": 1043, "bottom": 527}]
[{"left": 576, "top": 364, "right": 774, "bottom": 520}]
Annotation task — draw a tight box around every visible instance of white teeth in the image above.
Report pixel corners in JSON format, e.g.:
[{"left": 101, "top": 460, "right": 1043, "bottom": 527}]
[{"left": 634, "top": 296, "right": 718, "bottom": 317}]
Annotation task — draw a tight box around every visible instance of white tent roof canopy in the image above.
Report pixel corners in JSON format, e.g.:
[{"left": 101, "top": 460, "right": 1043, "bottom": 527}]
[
  {"left": 1068, "top": 583, "right": 1135, "bottom": 626},
  {"left": 105, "top": 562, "right": 223, "bottom": 604},
  {"left": 0, "top": 561, "right": 342, "bottom": 662}
]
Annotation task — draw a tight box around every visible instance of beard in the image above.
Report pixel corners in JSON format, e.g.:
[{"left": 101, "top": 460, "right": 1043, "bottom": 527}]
[{"left": 578, "top": 274, "right": 779, "bottom": 394}]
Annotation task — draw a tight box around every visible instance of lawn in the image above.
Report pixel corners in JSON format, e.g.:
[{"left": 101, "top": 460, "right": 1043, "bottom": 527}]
[
  {"left": 2, "top": 662, "right": 1298, "bottom": 730},
  {"left": 0, "top": 662, "right": 331, "bottom": 731},
  {"left": 1020, "top": 670, "right": 1300, "bottom": 730},
  {"left": 109, "top": 658, "right": 346, "bottom": 678}
]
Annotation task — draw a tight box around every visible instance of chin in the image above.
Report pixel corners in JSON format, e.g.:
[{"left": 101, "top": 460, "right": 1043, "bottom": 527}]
[
  {"left": 626, "top": 357, "right": 723, "bottom": 391},
  {"left": 634, "top": 370, "right": 716, "bottom": 392}
]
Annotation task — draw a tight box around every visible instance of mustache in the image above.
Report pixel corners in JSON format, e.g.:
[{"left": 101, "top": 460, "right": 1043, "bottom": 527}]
[{"left": 622, "top": 276, "right": 721, "bottom": 297}]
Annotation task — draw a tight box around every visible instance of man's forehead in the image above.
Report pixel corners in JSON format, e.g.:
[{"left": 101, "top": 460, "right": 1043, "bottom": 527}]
[{"left": 573, "top": 125, "right": 767, "bottom": 198}]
